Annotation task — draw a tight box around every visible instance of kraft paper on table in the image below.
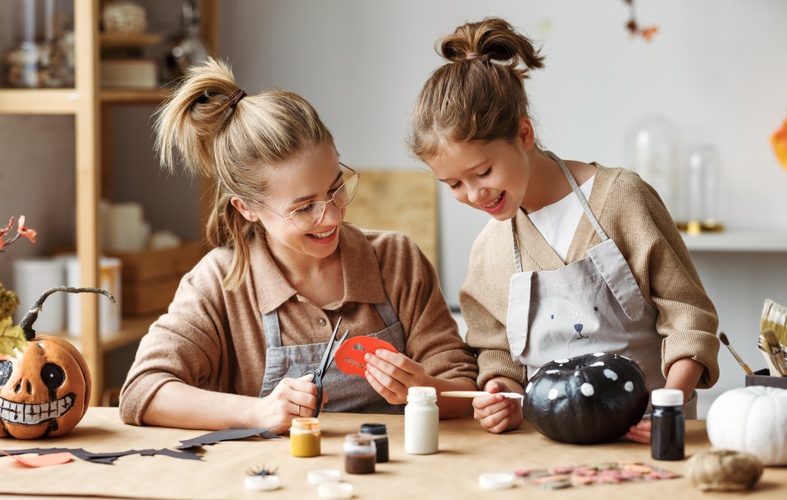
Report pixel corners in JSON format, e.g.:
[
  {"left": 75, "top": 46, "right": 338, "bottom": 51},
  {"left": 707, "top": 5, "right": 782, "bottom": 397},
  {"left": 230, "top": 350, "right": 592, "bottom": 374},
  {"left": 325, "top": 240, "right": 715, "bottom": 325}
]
[{"left": 0, "top": 408, "right": 784, "bottom": 499}]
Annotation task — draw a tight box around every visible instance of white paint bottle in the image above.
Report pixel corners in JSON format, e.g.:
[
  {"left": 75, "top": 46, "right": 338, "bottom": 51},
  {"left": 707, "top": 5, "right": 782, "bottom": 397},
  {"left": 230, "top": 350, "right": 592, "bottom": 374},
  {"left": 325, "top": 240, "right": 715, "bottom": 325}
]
[{"left": 404, "top": 386, "right": 438, "bottom": 454}]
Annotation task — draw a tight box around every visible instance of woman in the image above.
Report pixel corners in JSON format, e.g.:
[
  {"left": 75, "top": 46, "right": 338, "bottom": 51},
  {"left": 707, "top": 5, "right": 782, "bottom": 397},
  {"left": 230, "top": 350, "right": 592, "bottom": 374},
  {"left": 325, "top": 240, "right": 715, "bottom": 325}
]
[{"left": 119, "top": 59, "right": 478, "bottom": 434}]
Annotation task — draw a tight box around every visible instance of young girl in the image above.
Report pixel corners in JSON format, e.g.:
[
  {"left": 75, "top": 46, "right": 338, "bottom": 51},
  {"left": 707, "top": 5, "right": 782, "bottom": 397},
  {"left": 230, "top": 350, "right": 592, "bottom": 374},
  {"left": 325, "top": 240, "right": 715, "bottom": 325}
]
[
  {"left": 408, "top": 18, "right": 719, "bottom": 441},
  {"left": 119, "top": 59, "right": 478, "bottom": 434}
]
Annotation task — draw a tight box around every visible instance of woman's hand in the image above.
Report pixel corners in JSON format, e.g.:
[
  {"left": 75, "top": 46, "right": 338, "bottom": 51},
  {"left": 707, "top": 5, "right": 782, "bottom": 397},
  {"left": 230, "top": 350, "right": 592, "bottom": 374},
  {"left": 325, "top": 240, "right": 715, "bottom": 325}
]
[
  {"left": 253, "top": 374, "right": 320, "bottom": 434},
  {"left": 363, "top": 349, "right": 427, "bottom": 405},
  {"left": 473, "top": 379, "right": 524, "bottom": 433},
  {"left": 625, "top": 419, "right": 651, "bottom": 444},
  {"left": 142, "top": 377, "right": 320, "bottom": 435}
]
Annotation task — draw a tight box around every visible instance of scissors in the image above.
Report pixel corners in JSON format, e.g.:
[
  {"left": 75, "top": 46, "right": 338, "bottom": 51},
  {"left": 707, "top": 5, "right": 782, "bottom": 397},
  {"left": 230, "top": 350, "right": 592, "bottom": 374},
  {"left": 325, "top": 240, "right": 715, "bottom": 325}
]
[{"left": 302, "top": 317, "right": 349, "bottom": 417}]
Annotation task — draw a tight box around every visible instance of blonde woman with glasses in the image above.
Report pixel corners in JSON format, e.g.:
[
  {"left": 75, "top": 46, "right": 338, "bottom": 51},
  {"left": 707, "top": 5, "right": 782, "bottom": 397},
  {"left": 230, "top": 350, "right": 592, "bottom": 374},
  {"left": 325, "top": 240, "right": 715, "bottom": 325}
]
[{"left": 119, "top": 59, "right": 477, "bottom": 434}]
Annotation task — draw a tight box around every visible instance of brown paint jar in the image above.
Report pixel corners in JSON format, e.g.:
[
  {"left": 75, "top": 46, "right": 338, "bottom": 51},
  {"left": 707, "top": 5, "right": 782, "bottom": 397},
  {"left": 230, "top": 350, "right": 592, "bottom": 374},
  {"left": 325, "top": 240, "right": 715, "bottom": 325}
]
[{"left": 343, "top": 433, "right": 376, "bottom": 474}]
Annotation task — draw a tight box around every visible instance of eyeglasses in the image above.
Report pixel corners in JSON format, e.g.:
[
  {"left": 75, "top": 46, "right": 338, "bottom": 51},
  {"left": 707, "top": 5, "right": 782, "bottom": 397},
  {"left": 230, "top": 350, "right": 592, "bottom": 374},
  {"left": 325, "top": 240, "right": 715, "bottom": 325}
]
[{"left": 256, "top": 163, "right": 360, "bottom": 231}]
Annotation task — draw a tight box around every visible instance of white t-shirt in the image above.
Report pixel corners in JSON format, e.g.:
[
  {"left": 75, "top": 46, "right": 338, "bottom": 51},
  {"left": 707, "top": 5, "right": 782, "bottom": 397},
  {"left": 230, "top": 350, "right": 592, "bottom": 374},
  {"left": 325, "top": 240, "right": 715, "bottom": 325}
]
[{"left": 528, "top": 176, "right": 595, "bottom": 262}]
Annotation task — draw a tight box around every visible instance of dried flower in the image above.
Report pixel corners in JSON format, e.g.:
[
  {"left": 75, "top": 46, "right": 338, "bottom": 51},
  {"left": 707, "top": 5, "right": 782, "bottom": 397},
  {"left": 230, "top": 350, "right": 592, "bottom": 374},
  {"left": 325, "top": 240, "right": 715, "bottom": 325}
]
[
  {"left": 17, "top": 215, "right": 37, "bottom": 244},
  {"left": 0, "top": 284, "right": 20, "bottom": 322},
  {"left": 0, "top": 214, "right": 35, "bottom": 356},
  {"left": 0, "top": 215, "right": 37, "bottom": 251},
  {"left": 0, "top": 317, "right": 26, "bottom": 356}
]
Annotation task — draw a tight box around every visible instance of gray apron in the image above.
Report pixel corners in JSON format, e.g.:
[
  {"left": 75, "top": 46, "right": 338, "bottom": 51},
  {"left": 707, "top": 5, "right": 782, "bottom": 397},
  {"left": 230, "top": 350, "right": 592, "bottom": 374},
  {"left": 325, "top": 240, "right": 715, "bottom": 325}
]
[
  {"left": 506, "top": 152, "right": 689, "bottom": 413},
  {"left": 259, "top": 300, "right": 407, "bottom": 414}
]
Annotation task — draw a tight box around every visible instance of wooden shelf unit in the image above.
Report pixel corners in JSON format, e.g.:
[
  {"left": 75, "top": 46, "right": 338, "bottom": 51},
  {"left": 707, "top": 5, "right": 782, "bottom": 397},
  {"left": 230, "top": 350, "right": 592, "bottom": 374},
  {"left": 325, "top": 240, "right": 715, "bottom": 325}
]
[
  {"left": 0, "top": 0, "right": 217, "bottom": 405},
  {"left": 682, "top": 229, "right": 787, "bottom": 253}
]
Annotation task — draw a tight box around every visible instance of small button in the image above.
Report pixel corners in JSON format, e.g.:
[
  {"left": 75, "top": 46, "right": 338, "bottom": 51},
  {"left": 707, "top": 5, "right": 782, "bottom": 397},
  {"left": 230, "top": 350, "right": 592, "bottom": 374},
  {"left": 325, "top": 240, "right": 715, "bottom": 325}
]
[{"left": 318, "top": 318, "right": 327, "bottom": 326}]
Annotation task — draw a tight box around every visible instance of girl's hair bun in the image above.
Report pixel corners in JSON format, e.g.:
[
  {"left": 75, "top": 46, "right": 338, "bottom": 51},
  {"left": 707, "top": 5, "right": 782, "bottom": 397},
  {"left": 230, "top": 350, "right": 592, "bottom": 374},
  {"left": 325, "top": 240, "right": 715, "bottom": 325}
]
[{"left": 439, "top": 17, "right": 544, "bottom": 74}]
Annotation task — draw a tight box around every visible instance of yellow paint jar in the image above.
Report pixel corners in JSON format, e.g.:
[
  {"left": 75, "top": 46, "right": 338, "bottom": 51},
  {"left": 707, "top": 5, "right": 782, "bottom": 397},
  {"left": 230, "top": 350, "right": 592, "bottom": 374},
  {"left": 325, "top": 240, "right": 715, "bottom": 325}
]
[{"left": 290, "top": 417, "right": 321, "bottom": 457}]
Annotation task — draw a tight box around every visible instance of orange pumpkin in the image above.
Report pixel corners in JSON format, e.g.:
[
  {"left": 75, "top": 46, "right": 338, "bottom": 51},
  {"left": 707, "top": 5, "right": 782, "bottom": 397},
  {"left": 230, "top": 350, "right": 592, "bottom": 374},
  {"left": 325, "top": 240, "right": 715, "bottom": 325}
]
[
  {"left": 0, "top": 285, "right": 114, "bottom": 439},
  {"left": 0, "top": 334, "right": 91, "bottom": 438},
  {"left": 771, "top": 117, "right": 787, "bottom": 171}
]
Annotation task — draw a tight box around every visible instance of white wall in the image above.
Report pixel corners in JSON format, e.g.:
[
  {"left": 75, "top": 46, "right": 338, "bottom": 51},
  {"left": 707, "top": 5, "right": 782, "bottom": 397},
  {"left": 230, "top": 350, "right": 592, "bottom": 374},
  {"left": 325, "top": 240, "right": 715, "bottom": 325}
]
[
  {"left": 217, "top": 0, "right": 787, "bottom": 304},
  {"left": 2, "top": 0, "right": 786, "bottom": 416},
  {"left": 216, "top": 0, "right": 787, "bottom": 417}
]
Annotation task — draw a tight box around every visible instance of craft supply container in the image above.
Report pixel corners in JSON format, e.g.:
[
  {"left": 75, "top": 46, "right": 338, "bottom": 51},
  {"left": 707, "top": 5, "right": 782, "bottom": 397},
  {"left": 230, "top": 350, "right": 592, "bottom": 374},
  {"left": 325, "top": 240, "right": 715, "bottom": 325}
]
[
  {"left": 290, "top": 417, "right": 321, "bottom": 457},
  {"left": 12, "top": 256, "right": 66, "bottom": 333},
  {"left": 1, "top": 0, "right": 74, "bottom": 88},
  {"left": 360, "top": 422, "right": 389, "bottom": 463},
  {"left": 651, "top": 388, "right": 685, "bottom": 461},
  {"left": 404, "top": 386, "right": 439, "bottom": 454},
  {"left": 745, "top": 369, "right": 787, "bottom": 390},
  {"left": 343, "top": 433, "right": 376, "bottom": 474},
  {"left": 65, "top": 256, "right": 122, "bottom": 337}
]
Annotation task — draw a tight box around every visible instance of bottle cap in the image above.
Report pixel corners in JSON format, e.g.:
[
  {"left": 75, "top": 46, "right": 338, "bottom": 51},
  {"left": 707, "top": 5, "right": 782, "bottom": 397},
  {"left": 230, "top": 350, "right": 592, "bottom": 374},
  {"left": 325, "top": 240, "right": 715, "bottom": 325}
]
[
  {"left": 307, "top": 469, "right": 341, "bottom": 485},
  {"left": 407, "top": 386, "right": 437, "bottom": 402},
  {"left": 651, "top": 388, "right": 684, "bottom": 407},
  {"left": 290, "top": 417, "right": 320, "bottom": 431},
  {"left": 317, "top": 482, "right": 353, "bottom": 499},
  {"left": 360, "top": 423, "right": 387, "bottom": 436},
  {"left": 343, "top": 432, "right": 375, "bottom": 446},
  {"left": 244, "top": 474, "right": 280, "bottom": 491},
  {"left": 478, "top": 472, "right": 515, "bottom": 490}
]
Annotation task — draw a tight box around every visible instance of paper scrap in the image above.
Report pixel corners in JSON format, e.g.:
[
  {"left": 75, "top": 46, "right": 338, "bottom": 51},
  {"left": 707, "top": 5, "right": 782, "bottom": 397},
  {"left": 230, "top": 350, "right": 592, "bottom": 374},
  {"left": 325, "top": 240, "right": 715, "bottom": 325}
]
[{"left": 177, "top": 427, "right": 280, "bottom": 450}]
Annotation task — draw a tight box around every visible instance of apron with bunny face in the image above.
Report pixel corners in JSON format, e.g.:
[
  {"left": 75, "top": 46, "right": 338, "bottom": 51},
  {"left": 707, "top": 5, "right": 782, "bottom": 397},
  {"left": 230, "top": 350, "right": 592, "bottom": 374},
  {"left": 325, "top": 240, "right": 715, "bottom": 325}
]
[{"left": 506, "top": 152, "right": 666, "bottom": 396}]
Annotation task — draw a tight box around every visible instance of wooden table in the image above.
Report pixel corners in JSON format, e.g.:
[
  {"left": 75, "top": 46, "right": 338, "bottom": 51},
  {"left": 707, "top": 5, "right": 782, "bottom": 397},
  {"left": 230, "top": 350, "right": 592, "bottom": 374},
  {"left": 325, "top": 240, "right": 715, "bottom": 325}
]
[{"left": 0, "top": 408, "right": 784, "bottom": 499}]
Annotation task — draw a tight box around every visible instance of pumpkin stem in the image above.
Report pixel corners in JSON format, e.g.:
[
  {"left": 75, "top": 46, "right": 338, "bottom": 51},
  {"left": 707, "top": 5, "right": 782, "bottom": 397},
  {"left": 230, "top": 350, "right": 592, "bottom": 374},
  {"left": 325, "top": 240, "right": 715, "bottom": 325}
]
[{"left": 19, "top": 286, "right": 117, "bottom": 340}]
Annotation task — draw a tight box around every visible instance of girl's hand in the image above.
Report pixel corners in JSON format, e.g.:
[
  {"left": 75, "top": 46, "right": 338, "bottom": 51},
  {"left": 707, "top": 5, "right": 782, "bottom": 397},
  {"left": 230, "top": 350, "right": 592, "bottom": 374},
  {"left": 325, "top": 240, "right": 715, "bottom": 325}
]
[
  {"left": 625, "top": 419, "right": 651, "bottom": 444},
  {"left": 473, "top": 380, "right": 524, "bottom": 433},
  {"left": 364, "top": 349, "right": 427, "bottom": 405},
  {"left": 253, "top": 374, "right": 320, "bottom": 434}
]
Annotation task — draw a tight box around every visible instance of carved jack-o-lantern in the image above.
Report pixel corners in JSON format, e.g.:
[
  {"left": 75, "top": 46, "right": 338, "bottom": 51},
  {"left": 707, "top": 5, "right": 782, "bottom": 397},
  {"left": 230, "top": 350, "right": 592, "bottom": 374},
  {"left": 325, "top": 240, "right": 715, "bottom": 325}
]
[
  {"left": 0, "top": 286, "right": 114, "bottom": 439},
  {"left": 0, "top": 334, "right": 91, "bottom": 438}
]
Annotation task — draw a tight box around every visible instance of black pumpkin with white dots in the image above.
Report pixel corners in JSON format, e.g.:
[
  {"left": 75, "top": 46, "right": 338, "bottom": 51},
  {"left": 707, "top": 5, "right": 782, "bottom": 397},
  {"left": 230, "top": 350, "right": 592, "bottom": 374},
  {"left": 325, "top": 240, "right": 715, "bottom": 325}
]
[{"left": 523, "top": 352, "right": 649, "bottom": 444}]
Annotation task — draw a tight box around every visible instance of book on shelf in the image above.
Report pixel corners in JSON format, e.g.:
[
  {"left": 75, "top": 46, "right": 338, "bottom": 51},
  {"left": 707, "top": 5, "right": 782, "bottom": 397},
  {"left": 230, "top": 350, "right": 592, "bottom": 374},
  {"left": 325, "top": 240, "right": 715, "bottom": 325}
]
[{"left": 100, "top": 58, "right": 158, "bottom": 89}]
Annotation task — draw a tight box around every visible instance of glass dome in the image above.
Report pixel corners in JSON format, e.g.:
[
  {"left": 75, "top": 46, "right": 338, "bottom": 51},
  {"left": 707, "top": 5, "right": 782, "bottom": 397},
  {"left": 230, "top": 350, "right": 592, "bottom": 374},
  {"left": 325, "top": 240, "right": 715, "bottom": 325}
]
[
  {"left": 685, "top": 143, "right": 722, "bottom": 226},
  {"left": 623, "top": 115, "right": 681, "bottom": 218}
]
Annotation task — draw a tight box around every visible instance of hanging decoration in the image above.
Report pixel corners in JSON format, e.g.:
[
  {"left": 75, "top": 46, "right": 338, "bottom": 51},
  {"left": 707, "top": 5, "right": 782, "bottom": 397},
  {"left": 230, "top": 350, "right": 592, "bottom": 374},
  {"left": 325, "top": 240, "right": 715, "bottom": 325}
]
[{"left": 623, "top": 0, "right": 659, "bottom": 41}]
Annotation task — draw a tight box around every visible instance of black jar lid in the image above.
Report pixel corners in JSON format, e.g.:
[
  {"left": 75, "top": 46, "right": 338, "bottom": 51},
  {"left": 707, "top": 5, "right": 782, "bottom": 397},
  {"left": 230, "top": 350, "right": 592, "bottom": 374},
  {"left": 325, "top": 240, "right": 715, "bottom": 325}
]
[{"left": 360, "top": 423, "right": 387, "bottom": 435}]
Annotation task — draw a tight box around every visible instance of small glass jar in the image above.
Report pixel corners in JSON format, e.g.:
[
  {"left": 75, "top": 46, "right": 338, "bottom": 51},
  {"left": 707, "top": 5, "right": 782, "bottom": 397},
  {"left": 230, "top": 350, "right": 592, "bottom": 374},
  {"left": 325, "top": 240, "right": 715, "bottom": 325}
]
[
  {"left": 290, "top": 417, "right": 321, "bottom": 458},
  {"left": 360, "top": 422, "right": 389, "bottom": 463},
  {"left": 343, "top": 433, "right": 376, "bottom": 474},
  {"left": 2, "top": 0, "right": 75, "bottom": 88}
]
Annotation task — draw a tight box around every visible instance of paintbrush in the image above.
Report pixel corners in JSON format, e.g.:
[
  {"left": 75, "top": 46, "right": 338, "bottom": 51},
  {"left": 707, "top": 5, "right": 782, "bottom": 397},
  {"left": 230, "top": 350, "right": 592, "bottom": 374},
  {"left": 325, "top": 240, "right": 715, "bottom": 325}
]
[
  {"left": 760, "top": 299, "right": 787, "bottom": 346},
  {"left": 440, "top": 391, "right": 524, "bottom": 400},
  {"left": 759, "top": 329, "right": 787, "bottom": 377},
  {"left": 719, "top": 332, "right": 753, "bottom": 375}
]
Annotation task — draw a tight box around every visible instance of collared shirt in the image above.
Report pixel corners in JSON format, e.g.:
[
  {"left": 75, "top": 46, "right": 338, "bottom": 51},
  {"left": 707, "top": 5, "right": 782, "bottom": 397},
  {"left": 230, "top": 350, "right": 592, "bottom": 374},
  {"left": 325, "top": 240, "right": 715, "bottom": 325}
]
[{"left": 120, "top": 224, "right": 478, "bottom": 425}]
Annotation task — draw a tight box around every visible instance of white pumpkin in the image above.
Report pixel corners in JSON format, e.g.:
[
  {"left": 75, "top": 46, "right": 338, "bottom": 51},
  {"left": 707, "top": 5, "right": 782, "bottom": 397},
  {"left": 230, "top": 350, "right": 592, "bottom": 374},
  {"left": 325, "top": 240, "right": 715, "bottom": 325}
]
[{"left": 706, "top": 386, "right": 787, "bottom": 466}]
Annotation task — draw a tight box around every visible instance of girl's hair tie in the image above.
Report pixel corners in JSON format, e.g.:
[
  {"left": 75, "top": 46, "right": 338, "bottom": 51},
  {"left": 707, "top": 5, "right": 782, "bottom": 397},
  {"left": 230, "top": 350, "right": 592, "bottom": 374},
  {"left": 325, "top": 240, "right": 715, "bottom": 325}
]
[
  {"left": 228, "top": 88, "right": 247, "bottom": 108},
  {"left": 466, "top": 52, "right": 480, "bottom": 60}
]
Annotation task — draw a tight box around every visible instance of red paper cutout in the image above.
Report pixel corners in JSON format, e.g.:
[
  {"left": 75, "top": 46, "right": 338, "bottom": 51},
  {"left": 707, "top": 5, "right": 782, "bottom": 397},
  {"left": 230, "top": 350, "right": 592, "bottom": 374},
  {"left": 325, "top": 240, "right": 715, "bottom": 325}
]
[
  {"left": 1, "top": 449, "right": 73, "bottom": 467},
  {"left": 334, "top": 336, "right": 397, "bottom": 376}
]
